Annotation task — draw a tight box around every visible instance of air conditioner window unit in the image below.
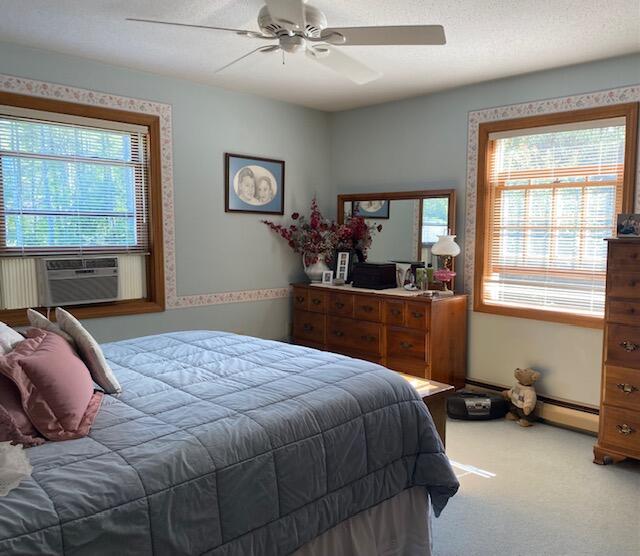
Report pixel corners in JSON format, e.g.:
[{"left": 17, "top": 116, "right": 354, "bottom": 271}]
[{"left": 37, "top": 257, "right": 119, "bottom": 307}]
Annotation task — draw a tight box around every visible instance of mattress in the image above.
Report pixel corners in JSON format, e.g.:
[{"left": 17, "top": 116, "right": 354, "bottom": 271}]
[{"left": 0, "top": 331, "right": 458, "bottom": 555}]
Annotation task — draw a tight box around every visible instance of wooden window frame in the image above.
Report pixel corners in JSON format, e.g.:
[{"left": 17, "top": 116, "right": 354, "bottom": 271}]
[
  {"left": 0, "top": 91, "right": 165, "bottom": 325},
  {"left": 474, "top": 103, "right": 638, "bottom": 329}
]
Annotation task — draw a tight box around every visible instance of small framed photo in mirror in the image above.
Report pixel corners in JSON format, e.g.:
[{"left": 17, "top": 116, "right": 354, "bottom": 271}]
[
  {"left": 352, "top": 200, "right": 390, "bottom": 219},
  {"left": 321, "top": 270, "right": 334, "bottom": 285}
]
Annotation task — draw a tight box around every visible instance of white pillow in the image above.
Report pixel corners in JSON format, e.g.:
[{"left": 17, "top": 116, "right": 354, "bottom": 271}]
[
  {"left": 26, "top": 309, "right": 76, "bottom": 347},
  {"left": 55, "top": 307, "right": 122, "bottom": 394},
  {"left": 0, "top": 322, "right": 23, "bottom": 355}
]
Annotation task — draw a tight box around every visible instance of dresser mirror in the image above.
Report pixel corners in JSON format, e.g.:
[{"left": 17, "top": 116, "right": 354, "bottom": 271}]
[{"left": 337, "top": 189, "right": 457, "bottom": 285}]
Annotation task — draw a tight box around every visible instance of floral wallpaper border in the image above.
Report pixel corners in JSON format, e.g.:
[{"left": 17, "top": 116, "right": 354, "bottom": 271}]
[
  {"left": 0, "top": 73, "right": 290, "bottom": 309},
  {"left": 463, "top": 84, "right": 640, "bottom": 299}
]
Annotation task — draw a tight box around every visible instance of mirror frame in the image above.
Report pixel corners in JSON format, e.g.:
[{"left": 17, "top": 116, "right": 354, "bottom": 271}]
[{"left": 337, "top": 189, "right": 457, "bottom": 261}]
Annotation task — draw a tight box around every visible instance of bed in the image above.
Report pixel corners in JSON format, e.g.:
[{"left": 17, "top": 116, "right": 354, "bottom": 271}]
[{"left": 0, "top": 331, "right": 458, "bottom": 555}]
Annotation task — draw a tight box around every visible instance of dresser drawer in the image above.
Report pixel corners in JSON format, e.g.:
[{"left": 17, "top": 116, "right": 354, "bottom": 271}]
[
  {"left": 354, "top": 296, "right": 381, "bottom": 322},
  {"left": 350, "top": 320, "right": 382, "bottom": 355},
  {"left": 599, "top": 405, "right": 640, "bottom": 456},
  {"left": 606, "top": 324, "right": 640, "bottom": 368},
  {"left": 385, "top": 300, "right": 405, "bottom": 326},
  {"left": 386, "top": 357, "right": 429, "bottom": 378},
  {"left": 292, "top": 287, "right": 309, "bottom": 311},
  {"left": 327, "top": 316, "right": 353, "bottom": 349},
  {"left": 608, "top": 242, "right": 640, "bottom": 270},
  {"left": 607, "top": 273, "right": 640, "bottom": 300},
  {"left": 327, "top": 316, "right": 382, "bottom": 355},
  {"left": 329, "top": 293, "right": 354, "bottom": 317},
  {"left": 387, "top": 327, "right": 427, "bottom": 360},
  {"left": 405, "top": 302, "right": 429, "bottom": 330},
  {"left": 603, "top": 366, "right": 640, "bottom": 411},
  {"left": 293, "top": 310, "right": 325, "bottom": 345},
  {"left": 607, "top": 300, "right": 640, "bottom": 326},
  {"left": 307, "top": 290, "right": 327, "bottom": 313}
]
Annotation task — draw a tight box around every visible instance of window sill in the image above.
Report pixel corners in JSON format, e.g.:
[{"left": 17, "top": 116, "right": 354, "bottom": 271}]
[
  {"left": 1, "top": 298, "right": 164, "bottom": 327},
  {"left": 473, "top": 300, "right": 604, "bottom": 329}
]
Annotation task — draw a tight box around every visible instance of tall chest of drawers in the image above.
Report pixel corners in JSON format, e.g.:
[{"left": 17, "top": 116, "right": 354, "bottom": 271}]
[
  {"left": 291, "top": 284, "right": 467, "bottom": 389},
  {"left": 594, "top": 239, "right": 640, "bottom": 464}
]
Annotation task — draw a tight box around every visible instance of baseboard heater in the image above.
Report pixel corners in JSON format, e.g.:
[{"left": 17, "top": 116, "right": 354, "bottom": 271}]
[{"left": 465, "top": 379, "right": 599, "bottom": 435}]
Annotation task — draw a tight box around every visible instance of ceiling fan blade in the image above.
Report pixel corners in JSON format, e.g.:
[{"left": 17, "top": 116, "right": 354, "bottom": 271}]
[
  {"left": 320, "top": 25, "right": 446, "bottom": 46},
  {"left": 126, "top": 18, "right": 274, "bottom": 39},
  {"left": 215, "top": 45, "right": 280, "bottom": 74},
  {"left": 264, "top": 0, "right": 306, "bottom": 31},
  {"left": 306, "top": 45, "right": 381, "bottom": 85}
]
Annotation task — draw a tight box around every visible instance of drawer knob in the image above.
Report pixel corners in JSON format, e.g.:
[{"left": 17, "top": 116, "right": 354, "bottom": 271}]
[
  {"left": 302, "top": 323, "right": 314, "bottom": 332},
  {"left": 616, "top": 383, "right": 638, "bottom": 394},
  {"left": 361, "top": 305, "right": 374, "bottom": 313},
  {"left": 311, "top": 298, "right": 321, "bottom": 305},
  {"left": 335, "top": 302, "right": 345, "bottom": 309},
  {"left": 400, "top": 341, "right": 414, "bottom": 349},
  {"left": 411, "top": 311, "right": 424, "bottom": 318},
  {"left": 333, "top": 330, "right": 345, "bottom": 337},
  {"left": 620, "top": 341, "right": 639, "bottom": 352},
  {"left": 295, "top": 296, "right": 305, "bottom": 303},
  {"left": 361, "top": 334, "right": 375, "bottom": 342},
  {"left": 616, "top": 424, "right": 635, "bottom": 435},
  {"left": 391, "top": 309, "right": 402, "bottom": 316}
]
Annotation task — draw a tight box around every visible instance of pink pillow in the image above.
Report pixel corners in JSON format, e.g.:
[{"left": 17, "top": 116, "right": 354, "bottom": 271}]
[
  {"left": 0, "top": 374, "right": 44, "bottom": 447},
  {"left": 0, "top": 330, "right": 103, "bottom": 441}
]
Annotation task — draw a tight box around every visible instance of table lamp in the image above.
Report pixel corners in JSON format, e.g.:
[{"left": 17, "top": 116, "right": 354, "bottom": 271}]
[{"left": 431, "top": 234, "right": 460, "bottom": 295}]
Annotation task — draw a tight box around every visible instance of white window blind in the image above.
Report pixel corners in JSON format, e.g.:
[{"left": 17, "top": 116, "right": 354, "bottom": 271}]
[
  {"left": 0, "top": 107, "right": 149, "bottom": 255},
  {"left": 483, "top": 117, "right": 627, "bottom": 318}
]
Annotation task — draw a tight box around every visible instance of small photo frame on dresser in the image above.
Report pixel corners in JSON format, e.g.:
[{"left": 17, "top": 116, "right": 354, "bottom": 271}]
[
  {"left": 616, "top": 213, "right": 640, "bottom": 237},
  {"left": 321, "top": 270, "right": 334, "bottom": 285},
  {"left": 335, "top": 251, "right": 352, "bottom": 282}
]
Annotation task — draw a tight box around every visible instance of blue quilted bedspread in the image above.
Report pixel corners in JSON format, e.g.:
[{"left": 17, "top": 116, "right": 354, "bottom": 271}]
[{"left": 0, "top": 331, "right": 459, "bottom": 555}]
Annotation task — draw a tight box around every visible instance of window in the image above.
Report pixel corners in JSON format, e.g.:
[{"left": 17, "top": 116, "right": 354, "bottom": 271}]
[
  {"left": 0, "top": 108, "right": 148, "bottom": 254},
  {"left": 421, "top": 196, "right": 449, "bottom": 245},
  {"left": 474, "top": 104, "right": 638, "bottom": 328},
  {"left": 0, "top": 92, "right": 164, "bottom": 325}
]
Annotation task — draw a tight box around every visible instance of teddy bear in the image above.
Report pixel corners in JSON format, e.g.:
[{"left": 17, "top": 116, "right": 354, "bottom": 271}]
[{"left": 502, "top": 368, "right": 541, "bottom": 427}]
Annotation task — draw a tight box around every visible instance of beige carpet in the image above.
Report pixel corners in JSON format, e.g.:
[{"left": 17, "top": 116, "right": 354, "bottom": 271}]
[{"left": 432, "top": 419, "right": 640, "bottom": 556}]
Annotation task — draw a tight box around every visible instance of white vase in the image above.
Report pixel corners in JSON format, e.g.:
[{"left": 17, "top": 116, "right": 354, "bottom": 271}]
[{"left": 303, "top": 256, "right": 330, "bottom": 283}]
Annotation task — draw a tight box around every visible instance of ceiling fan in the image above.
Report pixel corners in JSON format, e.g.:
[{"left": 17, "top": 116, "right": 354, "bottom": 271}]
[{"left": 127, "top": 0, "right": 446, "bottom": 85}]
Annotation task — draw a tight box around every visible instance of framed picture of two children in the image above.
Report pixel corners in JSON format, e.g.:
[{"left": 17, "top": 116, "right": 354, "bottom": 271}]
[{"left": 225, "top": 153, "right": 285, "bottom": 215}]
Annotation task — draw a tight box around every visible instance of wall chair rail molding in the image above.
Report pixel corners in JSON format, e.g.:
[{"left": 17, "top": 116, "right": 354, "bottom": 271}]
[
  {"left": 463, "top": 85, "right": 640, "bottom": 315},
  {"left": 0, "top": 73, "right": 290, "bottom": 314}
]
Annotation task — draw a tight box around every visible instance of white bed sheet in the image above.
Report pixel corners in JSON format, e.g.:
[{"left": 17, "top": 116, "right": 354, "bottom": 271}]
[{"left": 293, "top": 487, "right": 432, "bottom": 556}]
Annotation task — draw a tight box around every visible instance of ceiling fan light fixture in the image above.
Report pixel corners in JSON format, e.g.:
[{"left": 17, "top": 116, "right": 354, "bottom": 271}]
[{"left": 280, "top": 35, "right": 306, "bottom": 54}]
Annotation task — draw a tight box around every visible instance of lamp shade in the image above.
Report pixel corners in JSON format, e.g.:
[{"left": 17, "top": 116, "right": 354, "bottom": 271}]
[{"left": 431, "top": 235, "right": 460, "bottom": 257}]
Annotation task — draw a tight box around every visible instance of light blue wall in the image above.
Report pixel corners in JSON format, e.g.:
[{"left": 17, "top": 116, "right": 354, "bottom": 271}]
[
  {"left": 367, "top": 199, "right": 417, "bottom": 262},
  {"left": 0, "top": 41, "right": 333, "bottom": 342},
  {"left": 1, "top": 39, "right": 639, "bottom": 405},
  {"left": 330, "top": 53, "right": 640, "bottom": 405}
]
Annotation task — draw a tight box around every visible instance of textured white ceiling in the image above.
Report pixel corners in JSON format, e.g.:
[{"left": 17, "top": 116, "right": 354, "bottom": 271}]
[{"left": 0, "top": 0, "right": 638, "bottom": 111}]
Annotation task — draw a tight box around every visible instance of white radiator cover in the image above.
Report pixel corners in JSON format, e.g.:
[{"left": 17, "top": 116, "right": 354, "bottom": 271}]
[
  {"left": 0, "top": 258, "right": 38, "bottom": 309},
  {"left": 0, "top": 255, "right": 146, "bottom": 310}
]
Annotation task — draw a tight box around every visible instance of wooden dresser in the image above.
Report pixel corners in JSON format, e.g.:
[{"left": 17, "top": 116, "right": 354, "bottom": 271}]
[
  {"left": 291, "top": 283, "right": 467, "bottom": 389},
  {"left": 594, "top": 238, "right": 640, "bottom": 464}
]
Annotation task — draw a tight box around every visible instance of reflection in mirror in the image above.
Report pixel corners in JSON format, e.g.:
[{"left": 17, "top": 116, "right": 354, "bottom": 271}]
[
  {"left": 365, "top": 200, "right": 419, "bottom": 261},
  {"left": 421, "top": 197, "right": 450, "bottom": 266},
  {"left": 338, "top": 189, "right": 456, "bottom": 289}
]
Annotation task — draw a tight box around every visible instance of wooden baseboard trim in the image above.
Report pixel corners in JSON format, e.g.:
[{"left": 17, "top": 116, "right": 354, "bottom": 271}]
[
  {"left": 465, "top": 379, "right": 599, "bottom": 434},
  {"left": 465, "top": 379, "right": 599, "bottom": 415}
]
